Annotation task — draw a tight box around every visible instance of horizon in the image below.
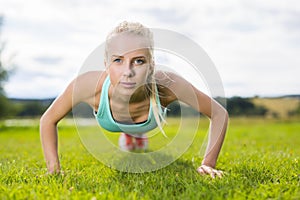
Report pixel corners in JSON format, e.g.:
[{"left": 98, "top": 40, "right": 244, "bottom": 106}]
[{"left": 7, "top": 94, "right": 300, "bottom": 100}]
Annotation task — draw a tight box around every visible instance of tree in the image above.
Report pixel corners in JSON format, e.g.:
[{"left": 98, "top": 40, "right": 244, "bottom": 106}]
[
  {"left": 0, "top": 15, "right": 15, "bottom": 118},
  {"left": 227, "top": 96, "right": 268, "bottom": 116},
  {"left": 0, "top": 15, "right": 8, "bottom": 95}
]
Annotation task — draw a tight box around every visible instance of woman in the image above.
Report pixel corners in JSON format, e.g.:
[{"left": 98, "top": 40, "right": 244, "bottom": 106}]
[{"left": 40, "top": 21, "right": 228, "bottom": 178}]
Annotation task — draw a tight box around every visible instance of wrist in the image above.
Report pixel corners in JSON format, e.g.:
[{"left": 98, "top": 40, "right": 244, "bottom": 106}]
[
  {"left": 201, "top": 160, "right": 216, "bottom": 168},
  {"left": 47, "top": 161, "right": 61, "bottom": 174}
]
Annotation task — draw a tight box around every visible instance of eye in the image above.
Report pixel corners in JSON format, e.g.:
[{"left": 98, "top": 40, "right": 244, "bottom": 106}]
[
  {"left": 133, "top": 58, "right": 145, "bottom": 65},
  {"left": 113, "top": 58, "right": 122, "bottom": 63}
]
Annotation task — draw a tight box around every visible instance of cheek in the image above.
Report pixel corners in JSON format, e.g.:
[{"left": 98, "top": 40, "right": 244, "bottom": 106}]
[
  {"left": 108, "top": 67, "right": 122, "bottom": 85},
  {"left": 137, "top": 67, "right": 151, "bottom": 81}
]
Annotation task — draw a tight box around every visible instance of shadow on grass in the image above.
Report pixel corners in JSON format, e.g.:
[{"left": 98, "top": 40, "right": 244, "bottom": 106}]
[
  {"left": 109, "top": 150, "right": 197, "bottom": 174},
  {"left": 106, "top": 157, "right": 199, "bottom": 196}
]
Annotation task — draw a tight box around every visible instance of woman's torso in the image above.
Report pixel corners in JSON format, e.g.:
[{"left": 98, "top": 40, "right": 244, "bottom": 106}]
[{"left": 84, "top": 71, "right": 174, "bottom": 120}]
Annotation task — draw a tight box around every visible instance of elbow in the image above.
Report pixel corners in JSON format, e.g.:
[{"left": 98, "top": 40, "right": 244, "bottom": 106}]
[
  {"left": 211, "top": 106, "right": 229, "bottom": 124},
  {"left": 40, "top": 111, "right": 58, "bottom": 131},
  {"left": 223, "top": 108, "right": 229, "bottom": 122},
  {"left": 40, "top": 112, "right": 49, "bottom": 133},
  {"left": 40, "top": 111, "right": 49, "bottom": 127},
  {"left": 221, "top": 107, "right": 229, "bottom": 125},
  {"left": 220, "top": 108, "right": 229, "bottom": 132}
]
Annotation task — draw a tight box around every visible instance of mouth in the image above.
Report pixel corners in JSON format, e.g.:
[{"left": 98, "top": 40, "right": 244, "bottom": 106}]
[{"left": 119, "top": 81, "right": 136, "bottom": 89}]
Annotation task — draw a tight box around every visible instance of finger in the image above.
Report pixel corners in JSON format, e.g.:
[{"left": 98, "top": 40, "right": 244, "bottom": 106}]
[
  {"left": 215, "top": 170, "right": 223, "bottom": 178},
  {"left": 202, "top": 165, "right": 213, "bottom": 174},
  {"left": 210, "top": 171, "right": 216, "bottom": 179},
  {"left": 197, "top": 167, "right": 206, "bottom": 175},
  {"left": 198, "top": 166, "right": 214, "bottom": 177},
  {"left": 197, "top": 165, "right": 224, "bottom": 179}
]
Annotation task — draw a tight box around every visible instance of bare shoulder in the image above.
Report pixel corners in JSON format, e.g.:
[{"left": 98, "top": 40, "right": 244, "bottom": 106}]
[
  {"left": 74, "top": 71, "right": 107, "bottom": 89},
  {"left": 154, "top": 70, "right": 189, "bottom": 90},
  {"left": 154, "top": 70, "right": 175, "bottom": 86},
  {"left": 154, "top": 70, "right": 202, "bottom": 105},
  {"left": 154, "top": 71, "right": 182, "bottom": 105},
  {"left": 41, "top": 71, "right": 107, "bottom": 124},
  {"left": 72, "top": 71, "right": 107, "bottom": 104}
]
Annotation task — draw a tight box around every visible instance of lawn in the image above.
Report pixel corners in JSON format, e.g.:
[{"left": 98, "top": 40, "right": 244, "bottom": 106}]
[{"left": 0, "top": 117, "right": 299, "bottom": 199}]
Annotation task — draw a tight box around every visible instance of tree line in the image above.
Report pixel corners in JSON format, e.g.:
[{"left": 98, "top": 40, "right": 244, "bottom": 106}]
[{"left": 1, "top": 96, "right": 299, "bottom": 119}]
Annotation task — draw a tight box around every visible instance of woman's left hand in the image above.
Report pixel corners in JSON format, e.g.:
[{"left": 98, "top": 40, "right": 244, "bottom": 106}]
[{"left": 197, "top": 165, "right": 224, "bottom": 178}]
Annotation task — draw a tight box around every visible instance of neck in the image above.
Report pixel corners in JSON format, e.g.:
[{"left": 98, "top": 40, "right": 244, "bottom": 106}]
[
  {"left": 109, "top": 85, "right": 150, "bottom": 104},
  {"left": 108, "top": 85, "right": 151, "bottom": 123}
]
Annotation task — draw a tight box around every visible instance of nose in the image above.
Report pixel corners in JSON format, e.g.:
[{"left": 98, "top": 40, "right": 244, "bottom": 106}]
[{"left": 123, "top": 60, "right": 135, "bottom": 77}]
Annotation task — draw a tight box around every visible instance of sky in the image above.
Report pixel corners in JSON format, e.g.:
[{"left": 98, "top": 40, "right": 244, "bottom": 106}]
[{"left": 0, "top": 0, "right": 299, "bottom": 99}]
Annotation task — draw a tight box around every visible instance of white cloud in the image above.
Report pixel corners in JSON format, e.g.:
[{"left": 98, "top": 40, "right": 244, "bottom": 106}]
[{"left": 1, "top": 0, "right": 299, "bottom": 98}]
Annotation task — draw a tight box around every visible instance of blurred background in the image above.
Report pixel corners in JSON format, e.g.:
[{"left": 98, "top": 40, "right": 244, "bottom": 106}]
[{"left": 0, "top": 0, "right": 299, "bottom": 119}]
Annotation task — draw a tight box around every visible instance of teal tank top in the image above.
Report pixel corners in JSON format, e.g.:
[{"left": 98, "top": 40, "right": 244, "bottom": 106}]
[{"left": 94, "top": 77, "right": 166, "bottom": 134}]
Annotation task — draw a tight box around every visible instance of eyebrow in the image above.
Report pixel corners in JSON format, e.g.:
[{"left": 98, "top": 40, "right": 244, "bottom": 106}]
[
  {"left": 111, "top": 55, "right": 147, "bottom": 59},
  {"left": 111, "top": 55, "right": 123, "bottom": 58}
]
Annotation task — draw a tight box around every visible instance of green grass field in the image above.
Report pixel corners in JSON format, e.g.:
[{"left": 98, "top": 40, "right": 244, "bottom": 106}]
[{"left": 0, "top": 117, "right": 299, "bottom": 200}]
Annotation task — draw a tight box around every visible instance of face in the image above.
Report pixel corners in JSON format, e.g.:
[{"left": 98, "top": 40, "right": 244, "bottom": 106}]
[{"left": 106, "top": 33, "right": 153, "bottom": 97}]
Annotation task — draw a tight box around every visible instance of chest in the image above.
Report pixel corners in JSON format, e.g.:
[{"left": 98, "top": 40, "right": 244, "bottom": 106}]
[{"left": 110, "top": 99, "right": 150, "bottom": 124}]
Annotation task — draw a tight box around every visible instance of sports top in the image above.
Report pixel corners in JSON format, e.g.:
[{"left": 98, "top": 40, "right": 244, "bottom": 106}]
[{"left": 94, "top": 77, "right": 166, "bottom": 134}]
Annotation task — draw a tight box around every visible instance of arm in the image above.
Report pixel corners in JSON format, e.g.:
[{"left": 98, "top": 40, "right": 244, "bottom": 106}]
[
  {"left": 158, "top": 72, "right": 228, "bottom": 177},
  {"left": 40, "top": 71, "right": 104, "bottom": 174},
  {"left": 40, "top": 82, "right": 74, "bottom": 174},
  {"left": 197, "top": 96, "right": 228, "bottom": 178}
]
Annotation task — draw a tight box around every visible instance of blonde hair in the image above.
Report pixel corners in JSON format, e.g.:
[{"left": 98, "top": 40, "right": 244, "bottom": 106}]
[
  {"left": 105, "top": 21, "right": 154, "bottom": 62},
  {"left": 105, "top": 21, "right": 166, "bottom": 137}
]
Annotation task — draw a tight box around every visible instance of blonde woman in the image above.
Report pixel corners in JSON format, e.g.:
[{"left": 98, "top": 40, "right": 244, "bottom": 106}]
[{"left": 40, "top": 21, "right": 228, "bottom": 178}]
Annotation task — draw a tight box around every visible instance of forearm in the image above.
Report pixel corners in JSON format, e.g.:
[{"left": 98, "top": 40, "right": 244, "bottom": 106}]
[
  {"left": 202, "top": 109, "right": 228, "bottom": 168},
  {"left": 40, "top": 119, "right": 60, "bottom": 173}
]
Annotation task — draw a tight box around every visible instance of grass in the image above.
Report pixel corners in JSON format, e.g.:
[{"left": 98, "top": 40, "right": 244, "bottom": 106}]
[{"left": 0, "top": 117, "right": 299, "bottom": 199}]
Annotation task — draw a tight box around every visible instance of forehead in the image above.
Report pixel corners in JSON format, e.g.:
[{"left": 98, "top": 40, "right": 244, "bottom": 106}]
[{"left": 107, "top": 33, "right": 151, "bottom": 57}]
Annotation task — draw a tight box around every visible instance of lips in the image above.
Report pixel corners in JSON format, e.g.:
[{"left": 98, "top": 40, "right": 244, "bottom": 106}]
[{"left": 120, "top": 81, "right": 136, "bottom": 88}]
